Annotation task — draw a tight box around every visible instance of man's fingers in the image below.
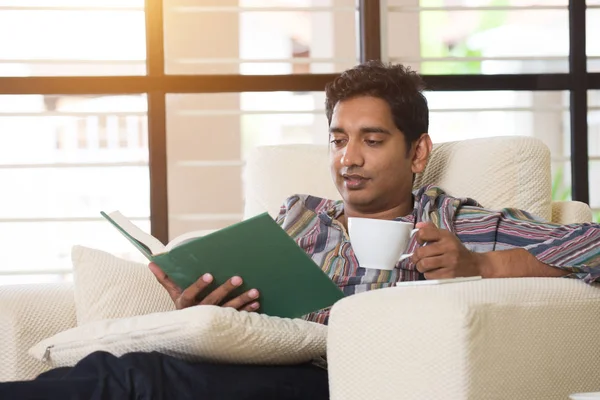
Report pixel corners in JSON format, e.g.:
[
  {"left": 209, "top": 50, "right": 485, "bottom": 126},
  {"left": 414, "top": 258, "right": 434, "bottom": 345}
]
[
  {"left": 178, "top": 273, "right": 214, "bottom": 309},
  {"left": 149, "top": 267, "right": 258, "bottom": 311},
  {"left": 222, "top": 289, "right": 260, "bottom": 310},
  {"left": 414, "top": 223, "right": 444, "bottom": 244},
  {"left": 240, "top": 302, "right": 260, "bottom": 312},
  {"left": 412, "top": 243, "right": 444, "bottom": 265},
  {"left": 415, "top": 255, "right": 447, "bottom": 273},
  {"left": 148, "top": 263, "right": 182, "bottom": 301},
  {"left": 200, "top": 276, "right": 244, "bottom": 306}
]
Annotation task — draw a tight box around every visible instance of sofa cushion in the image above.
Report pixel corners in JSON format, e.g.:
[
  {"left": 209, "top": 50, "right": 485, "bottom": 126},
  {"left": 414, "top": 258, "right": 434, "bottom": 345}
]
[
  {"left": 29, "top": 305, "right": 327, "bottom": 368},
  {"left": 0, "top": 283, "right": 76, "bottom": 381},
  {"left": 72, "top": 245, "right": 175, "bottom": 325}
]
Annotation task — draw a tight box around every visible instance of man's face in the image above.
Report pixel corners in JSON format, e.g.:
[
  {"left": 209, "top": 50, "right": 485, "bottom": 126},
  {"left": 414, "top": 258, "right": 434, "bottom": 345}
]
[{"left": 329, "top": 96, "right": 420, "bottom": 214}]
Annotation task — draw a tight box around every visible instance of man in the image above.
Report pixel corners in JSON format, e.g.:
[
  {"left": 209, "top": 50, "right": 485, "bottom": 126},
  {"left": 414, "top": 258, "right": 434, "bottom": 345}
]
[
  {"left": 150, "top": 60, "right": 600, "bottom": 326},
  {"left": 2, "top": 61, "right": 599, "bottom": 399}
]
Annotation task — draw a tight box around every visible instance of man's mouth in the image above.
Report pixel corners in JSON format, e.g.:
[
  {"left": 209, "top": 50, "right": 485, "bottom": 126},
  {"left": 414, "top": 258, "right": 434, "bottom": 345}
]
[{"left": 342, "top": 174, "right": 369, "bottom": 189}]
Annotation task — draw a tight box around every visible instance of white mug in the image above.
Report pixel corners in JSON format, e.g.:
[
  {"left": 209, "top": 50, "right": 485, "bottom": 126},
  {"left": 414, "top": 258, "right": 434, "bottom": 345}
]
[{"left": 348, "top": 217, "right": 418, "bottom": 270}]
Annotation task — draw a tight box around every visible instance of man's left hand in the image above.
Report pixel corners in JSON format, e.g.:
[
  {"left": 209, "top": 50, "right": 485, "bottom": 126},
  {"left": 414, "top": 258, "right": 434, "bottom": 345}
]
[{"left": 411, "top": 222, "right": 484, "bottom": 280}]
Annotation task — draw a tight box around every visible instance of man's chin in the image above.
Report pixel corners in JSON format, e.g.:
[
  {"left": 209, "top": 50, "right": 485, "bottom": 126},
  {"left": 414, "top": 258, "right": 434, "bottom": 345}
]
[{"left": 340, "top": 190, "right": 374, "bottom": 208}]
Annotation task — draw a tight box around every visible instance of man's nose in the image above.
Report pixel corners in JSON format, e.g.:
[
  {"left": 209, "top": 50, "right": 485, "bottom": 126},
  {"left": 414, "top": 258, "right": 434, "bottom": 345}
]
[{"left": 341, "top": 141, "right": 364, "bottom": 167}]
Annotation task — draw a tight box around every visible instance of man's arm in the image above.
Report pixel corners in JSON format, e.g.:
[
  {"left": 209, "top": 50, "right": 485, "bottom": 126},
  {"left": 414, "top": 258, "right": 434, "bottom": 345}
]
[
  {"left": 477, "top": 249, "right": 569, "bottom": 279},
  {"left": 412, "top": 216, "right": 600, "bottom": 282}
]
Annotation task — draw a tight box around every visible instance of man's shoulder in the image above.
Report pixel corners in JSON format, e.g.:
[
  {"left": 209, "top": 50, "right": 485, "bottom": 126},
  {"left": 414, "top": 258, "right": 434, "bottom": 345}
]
[
  {"left": 413, "top": 184, "right": 483, "bottom": 209},
  {"left": 413, "top": 185, "right": 545, "bottom": 223}
]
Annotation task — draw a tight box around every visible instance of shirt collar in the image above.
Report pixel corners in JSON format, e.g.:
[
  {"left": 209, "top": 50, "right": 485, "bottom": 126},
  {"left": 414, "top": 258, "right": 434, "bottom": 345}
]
[{"left": 317, "top": 196, "right": 417, "bottom": 225}]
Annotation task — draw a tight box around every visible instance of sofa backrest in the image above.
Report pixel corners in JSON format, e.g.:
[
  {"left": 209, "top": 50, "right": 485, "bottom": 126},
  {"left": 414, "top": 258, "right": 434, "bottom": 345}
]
[{"left": 243, "top": 136, "right": 552, "bottom": 221}]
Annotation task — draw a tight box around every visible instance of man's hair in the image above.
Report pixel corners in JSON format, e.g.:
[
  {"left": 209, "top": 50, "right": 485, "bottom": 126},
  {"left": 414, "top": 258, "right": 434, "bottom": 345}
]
[{"left": 325, "top": 60, "right": 429, "bottom": 149}]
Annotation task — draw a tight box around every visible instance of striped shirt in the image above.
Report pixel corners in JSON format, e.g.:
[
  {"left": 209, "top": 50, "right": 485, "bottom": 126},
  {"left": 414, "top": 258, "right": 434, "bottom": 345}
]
[{"left": 276, "top": 185, "right": 600, "bottom": 324}]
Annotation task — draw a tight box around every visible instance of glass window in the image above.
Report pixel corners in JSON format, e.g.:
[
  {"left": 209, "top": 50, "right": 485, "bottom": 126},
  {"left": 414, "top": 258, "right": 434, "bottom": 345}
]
[
  {"left": 166, "top": 91, "right": 328, "bottom": 238},
  {"left": 588, "top": 8, "right": 600, "bottom": 72},
  {"left": 166, "top": 90, "right": 573, "bottom": 236},
  {"left": 589, "top": 90, "right": 600, "bottom": 159},
  {"left": 387, "top": 0, "right": 569, "bottom": 74},
  {"left": 424, "top": 90, "right": 571, "bottom": 202},
  {"left": 0, "top": 94, "right": 150, "bottom": 276},
  {"left": 417, "top": 0, "right": 567, "bottom": 5},
  {"left": 0, "top": 221, "right": 150, "bottom": 275},
  {"left": 163, "top": 0, "right": 358, "bottom": 75},
  {"left": 589, "top": 90, "right": 600, "bottom": 221},
  {"left": 0, "top": 0, "right": 146, "bottom": 76}
]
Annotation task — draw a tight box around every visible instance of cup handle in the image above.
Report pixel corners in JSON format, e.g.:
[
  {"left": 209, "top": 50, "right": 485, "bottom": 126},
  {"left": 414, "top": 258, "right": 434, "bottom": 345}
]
[
  {"left": 398, "top": 228, "right": 419, "bottom": 262},
  {"left": 398, "top": 253, "right": 413, "bottom": 262}
]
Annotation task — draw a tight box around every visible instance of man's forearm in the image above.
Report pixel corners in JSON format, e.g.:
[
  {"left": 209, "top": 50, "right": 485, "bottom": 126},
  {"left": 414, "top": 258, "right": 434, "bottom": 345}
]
[{"left": 477, "top": 248, "right": 569, "bottom": 279}]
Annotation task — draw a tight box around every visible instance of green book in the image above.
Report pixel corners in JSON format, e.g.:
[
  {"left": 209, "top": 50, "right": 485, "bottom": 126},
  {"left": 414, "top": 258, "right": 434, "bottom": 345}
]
[{"left": 100, "top": 211, "right": 345, "bottom": 319}]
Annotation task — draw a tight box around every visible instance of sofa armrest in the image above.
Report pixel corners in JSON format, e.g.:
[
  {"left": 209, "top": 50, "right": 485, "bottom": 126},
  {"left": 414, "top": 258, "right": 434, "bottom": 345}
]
[
  {"left": 327, "top": 278, "right": 600, "bottom": 400},
  {"left": 551, "top": 201, "right": 593, "bottom": 224},
  {"left": 0, "top": 283, "right": 76, "bottom": 382}
]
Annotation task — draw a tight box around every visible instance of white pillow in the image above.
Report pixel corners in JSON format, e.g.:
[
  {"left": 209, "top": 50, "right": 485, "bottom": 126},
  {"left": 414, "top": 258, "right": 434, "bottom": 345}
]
[
  {"left": 29, "top": 305, "right": 328, "bottom": 368},
  {"left": 72, "top": 245, "right": 175, "bottom": 325}
]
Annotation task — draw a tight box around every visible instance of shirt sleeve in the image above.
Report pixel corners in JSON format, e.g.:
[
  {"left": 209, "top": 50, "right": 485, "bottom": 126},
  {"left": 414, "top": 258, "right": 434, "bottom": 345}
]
[
  {"left": 521, "top": 221, "right": 600, "bottom": 284},
  {"left": 454, "top": 207, "right": 600, "bottom": 283}
]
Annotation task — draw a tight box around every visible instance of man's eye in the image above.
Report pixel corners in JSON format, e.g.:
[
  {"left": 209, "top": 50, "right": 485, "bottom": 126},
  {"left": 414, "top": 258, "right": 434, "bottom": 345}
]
[
  {"left": 330, "top": 139, "right": 345, "bottom": 145},
  {"left": 366, "top": 140, "right": 382, "bottom": 146}
]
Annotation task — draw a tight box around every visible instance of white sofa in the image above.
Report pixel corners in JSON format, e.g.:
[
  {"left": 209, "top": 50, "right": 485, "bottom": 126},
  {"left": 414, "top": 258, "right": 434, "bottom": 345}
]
[{"left": 2, "top": 136, "right": 599, "bottom": 399}]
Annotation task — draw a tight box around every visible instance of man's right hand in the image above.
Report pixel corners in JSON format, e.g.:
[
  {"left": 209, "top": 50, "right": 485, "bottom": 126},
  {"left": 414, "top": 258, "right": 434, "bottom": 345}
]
[{"left": 148, "top": 263, "right": 260, "bottom": 311}]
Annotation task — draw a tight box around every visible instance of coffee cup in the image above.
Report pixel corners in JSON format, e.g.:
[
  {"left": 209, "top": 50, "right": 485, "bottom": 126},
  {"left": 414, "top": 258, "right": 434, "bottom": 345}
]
[{"left": 348, "top": 217, "right": 418, "bottom": 270}]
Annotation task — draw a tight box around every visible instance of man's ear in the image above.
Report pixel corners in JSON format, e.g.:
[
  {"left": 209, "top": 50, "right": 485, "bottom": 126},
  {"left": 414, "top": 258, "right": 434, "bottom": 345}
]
[{"left": 411, "top": 133, "right": 432, "bottom": 174}]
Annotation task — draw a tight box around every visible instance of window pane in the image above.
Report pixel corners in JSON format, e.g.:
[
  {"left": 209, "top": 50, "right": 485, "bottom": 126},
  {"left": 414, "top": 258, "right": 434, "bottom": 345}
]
[
  {"left": 0, "top": 0, "right": 142, "bottom": 6},
  {"left": 163, "top": 0, "right": 358, "bottom": 75},
  {"left": 417, "top": 0, "right": 566, "bottom": 5},
  {"left": 0, "top": 94, "right": 150, "bottom": 275},
  {"left": 588, "top": 9, "right": 600, "bottom": 72},
  {"left": 0, "top": 168, "right": 149, "bottom": 219},
  {"left": 387, "top": 3, "right": 568, "bottom": 74},
  {"left": 0, "top": 221, "right": 149, "bottom": 274},
  {"left": 589, "top": 91, "right": 600, "bottom": 158},
  {"left": 590, "top": 162, "right": 600, "bottom": 210},
  {"left": 0, "top": 95, "right": 148, "bottom": 165},
  {"left": 0, "top": 2, "right": 146, "bottom": 76},
  {"left": 166, "top": 91, "right": 328, "bottom": 238},
  {"left": 590, "top": 91, "right": 600, "bottom": 215},
  {"left": 425, "top": 91, "right": 571, "bottom": 201}
]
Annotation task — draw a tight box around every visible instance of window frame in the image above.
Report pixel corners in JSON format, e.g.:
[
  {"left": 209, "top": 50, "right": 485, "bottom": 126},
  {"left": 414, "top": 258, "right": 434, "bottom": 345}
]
[
  {"left": 367, "top": 0, "right": 596, "bottom": 211},
  {"left": 0, "top": 0, "right": 597, "bottom": 244}
]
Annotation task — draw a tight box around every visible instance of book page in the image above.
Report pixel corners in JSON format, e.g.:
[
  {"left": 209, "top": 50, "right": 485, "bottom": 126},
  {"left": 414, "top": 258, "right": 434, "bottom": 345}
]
[
  {"left": 165, "top": 230, "right": 212, "bottom": 252},
  {"left": 106, "top": 211, "right": 166, "bottom": 255}
]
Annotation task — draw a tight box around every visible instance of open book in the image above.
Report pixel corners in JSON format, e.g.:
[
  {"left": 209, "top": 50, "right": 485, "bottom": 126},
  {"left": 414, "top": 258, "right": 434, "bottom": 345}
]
[
  {"left": 102, "top": 211, "right": 209, "bottom": 256},
  {"left": 100, "top": 211, "right": 345, "bottom": 319}
]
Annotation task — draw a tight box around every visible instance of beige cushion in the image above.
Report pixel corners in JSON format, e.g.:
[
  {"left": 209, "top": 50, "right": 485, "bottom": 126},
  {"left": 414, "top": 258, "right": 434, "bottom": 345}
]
[
  {"left": 0, "top": 283, "right": 76, "bottom": 381},
  {"left": 29, "top": 305, "right": 327, "bottom": 368},
  {"left": 552, "top": 201, "right": 594, "bottom": 224},
  {"left": 327, "top": 278, "right": 600, "bottom": 400},
  {"left": 72, "top": 245, "right": 175, "bottom": 325},
  {"left": 244, "top": 136, "right": 552, "bottom": 221}
]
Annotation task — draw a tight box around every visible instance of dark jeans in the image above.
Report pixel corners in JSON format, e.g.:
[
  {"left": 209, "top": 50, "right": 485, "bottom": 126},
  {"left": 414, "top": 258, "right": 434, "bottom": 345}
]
[{"left": 0, "top": 351, "right": 329, "bottom": 400}]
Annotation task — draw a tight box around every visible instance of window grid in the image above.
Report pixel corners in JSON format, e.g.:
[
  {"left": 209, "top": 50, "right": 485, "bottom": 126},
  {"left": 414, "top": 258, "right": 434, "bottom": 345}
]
[{"left": 0, "top": 0, "right": 597, "bottom": 279}]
